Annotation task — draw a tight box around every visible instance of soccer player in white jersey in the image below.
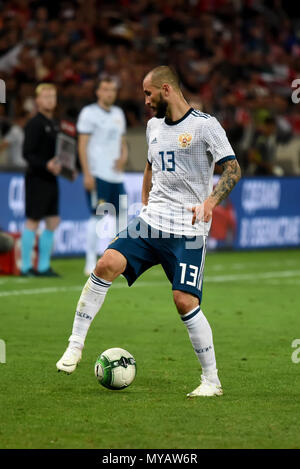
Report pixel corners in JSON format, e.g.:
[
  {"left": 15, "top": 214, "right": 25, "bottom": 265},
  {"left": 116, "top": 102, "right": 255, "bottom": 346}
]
[
  {"left": 57, "top": 66, "right": 241, "bottom": 397},
  {"left": 77, "top": 77, "right": 128, "bottom": 275}
]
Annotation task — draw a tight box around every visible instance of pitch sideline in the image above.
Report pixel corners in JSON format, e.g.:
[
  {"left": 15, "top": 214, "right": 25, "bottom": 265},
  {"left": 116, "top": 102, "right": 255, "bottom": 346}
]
[{"left": 1, "top": 269, "right": 300, "bottom": 297}]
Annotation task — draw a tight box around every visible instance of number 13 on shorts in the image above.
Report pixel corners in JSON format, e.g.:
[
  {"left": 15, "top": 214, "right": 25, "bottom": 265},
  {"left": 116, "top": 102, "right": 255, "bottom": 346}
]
[{"left": 179, "top": 263, "right": 203, "bottom": 290}]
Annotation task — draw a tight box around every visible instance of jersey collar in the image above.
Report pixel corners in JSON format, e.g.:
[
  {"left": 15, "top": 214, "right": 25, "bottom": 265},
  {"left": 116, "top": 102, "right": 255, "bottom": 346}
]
[
  {"left": 164, "top": 107, "right": 194, "bottom": 126},
  {"left": 96, "top": 103, "right": 112, "bottom": 113}
]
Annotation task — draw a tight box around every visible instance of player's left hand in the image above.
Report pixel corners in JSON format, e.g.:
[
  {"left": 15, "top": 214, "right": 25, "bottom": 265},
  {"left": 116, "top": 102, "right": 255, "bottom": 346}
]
[{"left": 189, "top": 198, "right": 216, "bottom": 225}]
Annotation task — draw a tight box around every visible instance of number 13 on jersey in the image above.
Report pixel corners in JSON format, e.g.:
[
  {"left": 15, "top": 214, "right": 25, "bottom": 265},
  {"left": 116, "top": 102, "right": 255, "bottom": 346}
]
[{"left": 159, "top": 151, "right": 175, "bottom": 171}]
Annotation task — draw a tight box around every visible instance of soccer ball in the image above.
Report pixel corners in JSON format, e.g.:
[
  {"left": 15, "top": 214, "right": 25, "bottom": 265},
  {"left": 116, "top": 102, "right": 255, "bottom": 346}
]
[{"left": 94, "top": 347, "right": 137, "bottom": 390}]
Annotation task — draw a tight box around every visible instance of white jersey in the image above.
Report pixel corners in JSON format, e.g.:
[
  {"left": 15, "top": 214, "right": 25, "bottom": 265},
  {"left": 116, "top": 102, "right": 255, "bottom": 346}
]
[
  {"left": 140, "top": 108, "right": 235, "bottom": 236},
  {"left": 77, "top": 103, "right": 126, "bottom": 183}
]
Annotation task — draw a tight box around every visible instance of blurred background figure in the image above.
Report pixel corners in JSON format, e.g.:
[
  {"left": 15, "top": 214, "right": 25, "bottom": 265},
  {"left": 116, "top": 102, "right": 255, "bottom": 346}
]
[
  {"left": 0, "top": 111, "right": 29, "bottom": 168},
  {"left": 247, "top": 115, "right": 284, "bottom": 176},
  {"left": 0, "top": 231, "right": 14, "bottom": 253},
  {"left": 21, "top": 83, "right": 61, "bottom": 277},
  {"left": 77, "top": 77, "right": 128, "bottom": 275}
]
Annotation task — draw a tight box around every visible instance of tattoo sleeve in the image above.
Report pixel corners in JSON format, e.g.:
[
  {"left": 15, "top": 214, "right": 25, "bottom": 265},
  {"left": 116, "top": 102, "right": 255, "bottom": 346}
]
[{"left": 210, "top": 159, "right": 241, "bottom": 205}]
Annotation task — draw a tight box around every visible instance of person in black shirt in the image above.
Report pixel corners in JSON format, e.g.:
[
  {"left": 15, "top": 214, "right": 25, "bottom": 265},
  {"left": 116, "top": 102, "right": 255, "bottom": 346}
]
[{"left": 21, "top": 83, "right": 62, "bottom": 276}]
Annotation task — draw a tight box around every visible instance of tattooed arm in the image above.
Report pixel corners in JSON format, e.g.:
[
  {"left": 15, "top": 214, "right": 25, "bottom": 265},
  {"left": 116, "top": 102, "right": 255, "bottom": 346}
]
[
  {"left": 191, "top": 159, "right": 241, "bottom": 225},
  {"left": 210, "top": 159, "right": 242, "bottom": 205}
]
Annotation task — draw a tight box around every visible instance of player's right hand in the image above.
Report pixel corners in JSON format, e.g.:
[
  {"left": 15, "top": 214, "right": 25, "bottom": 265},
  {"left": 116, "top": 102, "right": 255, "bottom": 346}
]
[
  {"left": 46, "top": 157, "right": 62, "bottom": 176},
  {"left": 83, "top": 173, "right": 95, "bottom": 191}
]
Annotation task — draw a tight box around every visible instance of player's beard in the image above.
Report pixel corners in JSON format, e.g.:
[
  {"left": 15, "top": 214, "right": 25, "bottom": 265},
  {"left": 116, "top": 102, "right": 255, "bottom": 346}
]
[{"left": 155, "top": 93, "right": 168, "bottom": 118}]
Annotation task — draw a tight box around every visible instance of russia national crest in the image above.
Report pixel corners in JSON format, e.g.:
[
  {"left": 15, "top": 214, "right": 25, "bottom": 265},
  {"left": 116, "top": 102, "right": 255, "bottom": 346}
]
[{"left": 178, "top": 132, "right": 192, "bottom": 148}]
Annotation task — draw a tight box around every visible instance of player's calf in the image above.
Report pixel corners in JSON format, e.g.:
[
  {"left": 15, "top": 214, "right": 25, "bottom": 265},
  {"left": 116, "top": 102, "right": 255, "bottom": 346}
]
[{"left": 173, "top": 290, "right": 199, "bottom": 315}]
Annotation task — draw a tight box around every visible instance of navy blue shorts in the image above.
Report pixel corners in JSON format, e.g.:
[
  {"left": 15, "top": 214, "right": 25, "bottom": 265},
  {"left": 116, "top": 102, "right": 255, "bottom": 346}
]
[
  {"left": 107, "top": 217, "right": 207, "bottom": 304},
  {"left": 86, "top": 177, "right": 126, "bottom": 216}
]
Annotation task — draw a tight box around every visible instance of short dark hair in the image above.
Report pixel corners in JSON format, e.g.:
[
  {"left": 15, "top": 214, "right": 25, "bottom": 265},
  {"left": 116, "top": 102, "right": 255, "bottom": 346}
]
[
  {"left": 96, "top": 76, "right": 118, "bottom": 90},
  {"left": 147, "top": 66, "right": 180, "bottom": 90}
]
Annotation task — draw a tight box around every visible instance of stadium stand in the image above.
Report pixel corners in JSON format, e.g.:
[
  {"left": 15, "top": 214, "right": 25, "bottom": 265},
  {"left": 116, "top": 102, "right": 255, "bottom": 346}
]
[{"left": 0, "top": 0, "right": 299, "bottom": 174}]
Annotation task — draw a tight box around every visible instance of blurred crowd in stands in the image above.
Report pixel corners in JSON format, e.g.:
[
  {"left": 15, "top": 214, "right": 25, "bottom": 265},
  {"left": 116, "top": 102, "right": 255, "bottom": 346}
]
[{"left": 0, "top": 0, "right": 300, "bottom": 175}]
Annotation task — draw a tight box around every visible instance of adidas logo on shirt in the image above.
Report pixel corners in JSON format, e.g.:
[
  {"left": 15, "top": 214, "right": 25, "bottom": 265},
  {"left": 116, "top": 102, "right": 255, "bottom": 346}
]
[{"left": 151, "top": 137, "right": 158, "bottom": 144}]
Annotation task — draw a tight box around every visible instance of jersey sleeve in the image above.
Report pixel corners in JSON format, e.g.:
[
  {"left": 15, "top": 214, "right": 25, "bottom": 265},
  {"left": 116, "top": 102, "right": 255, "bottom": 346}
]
[
  {"left": 119, "top": 108, "right": 127, "bottom": 136},
  {"left": 76, "top": 107, "right": 94, "bottom": 134},
  {"left": 203, "top": 117, "right": 236, "bottom": 165}
]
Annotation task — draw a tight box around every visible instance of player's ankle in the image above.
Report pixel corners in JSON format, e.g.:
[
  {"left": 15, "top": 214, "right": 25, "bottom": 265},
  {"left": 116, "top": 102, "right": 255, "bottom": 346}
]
[
  {"left": 202, "top": 368, "right": 220, "bottom": 386},
  {"left": 68, "top": 334, "right": 85, "bottom": 351},
  {"left": 69, "top": 341, "right": 83, "bottom": 351}
]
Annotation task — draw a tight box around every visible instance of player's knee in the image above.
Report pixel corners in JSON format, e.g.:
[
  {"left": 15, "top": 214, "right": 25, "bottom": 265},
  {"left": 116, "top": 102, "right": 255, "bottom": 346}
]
[
  {"left": 45, "top": 216, "right": 60, "bottom": 231},
  {"left": 94, "top": 249, "right": 126, "bottom": 281},
  {"left": 26, "top": 219, "right": 39, "bottom": 231},
  {"left": 52, "top": 217, "right": 60, "bottom": 230},
  {"left": 173, "top": 290, "right": 198, "bottom": 315}
]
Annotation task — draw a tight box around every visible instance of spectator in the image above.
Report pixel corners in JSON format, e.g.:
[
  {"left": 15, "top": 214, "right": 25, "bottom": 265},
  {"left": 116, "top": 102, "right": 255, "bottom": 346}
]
[
  {"left": 0, "top": 0, "right": 298, "bottom": 175},
  {"left": 247, "top": 116, "right": 284, "bottom": 176},
  {"left": 0, "top": 111, "right": 29, "bottom": 167}
]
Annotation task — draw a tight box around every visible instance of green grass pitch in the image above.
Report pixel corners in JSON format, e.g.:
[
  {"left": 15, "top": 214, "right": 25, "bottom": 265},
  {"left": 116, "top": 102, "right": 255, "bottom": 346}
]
[{"left": 0, "top": 248, "right": 300, "bottom": 449}]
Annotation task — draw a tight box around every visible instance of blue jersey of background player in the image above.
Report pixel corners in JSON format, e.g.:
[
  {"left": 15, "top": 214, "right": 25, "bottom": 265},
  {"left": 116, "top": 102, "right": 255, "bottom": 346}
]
[
  {"left": 77, "top": 77, "right": 128, "bottom": 275},
  {"left": 57, "top": 66, "right": 241, "bottom": 397}
]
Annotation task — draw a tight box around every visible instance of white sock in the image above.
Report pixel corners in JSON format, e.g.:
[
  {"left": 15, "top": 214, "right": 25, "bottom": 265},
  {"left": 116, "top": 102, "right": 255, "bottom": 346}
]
[
  {"left": 68, "top": 272, "right": 111, "bottom": 350},
  {"left": 85, "top": 216, "right": 99, "bottom": 273},
  {"left": 181, "top": 306, "right": 220, "bottom": 385}
]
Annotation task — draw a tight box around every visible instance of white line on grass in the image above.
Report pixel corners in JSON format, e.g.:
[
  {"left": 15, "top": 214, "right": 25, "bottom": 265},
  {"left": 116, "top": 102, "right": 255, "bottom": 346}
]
[
  {"left": 205, "top": 270, "right": 300, "bottom": 283},
  {"left": 263, "top": 279, "right": 300, "bottom": 285},
  {"left": 210, "top": 259, "right": 298, "bottom": 271},
  {"left": 0, "top": 282, "right": 159, "bottom": 298},
  {"left": 1, "top": 270, "right": 300, "bottom": 297}
]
